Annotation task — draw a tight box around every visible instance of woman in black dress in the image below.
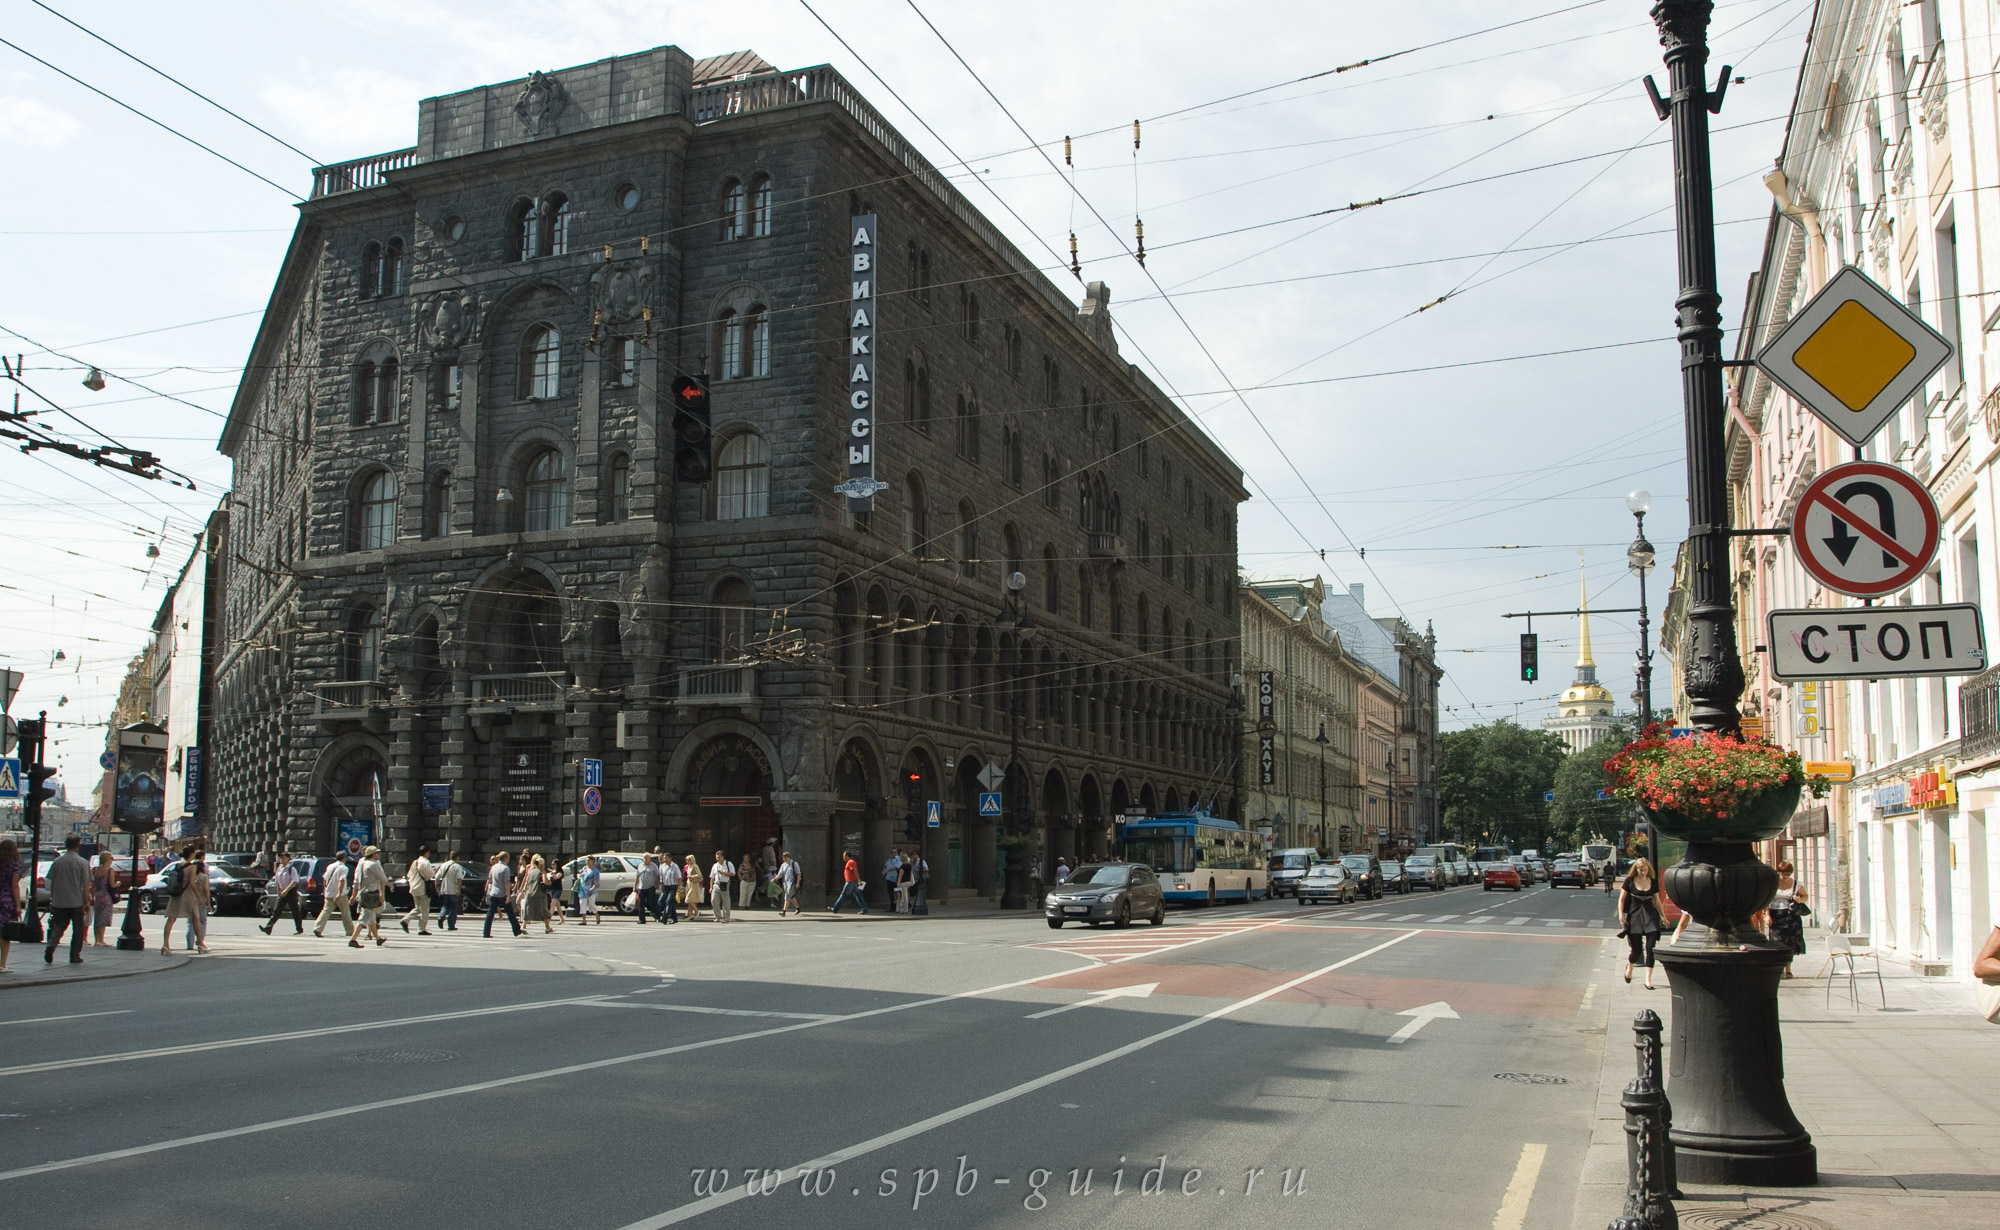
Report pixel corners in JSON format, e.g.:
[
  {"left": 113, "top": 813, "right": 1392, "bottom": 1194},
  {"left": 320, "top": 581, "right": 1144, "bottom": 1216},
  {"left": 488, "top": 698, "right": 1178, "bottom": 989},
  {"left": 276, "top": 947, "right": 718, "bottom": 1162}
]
[
  {"left": 1618, "top": 857, "right": 1665, "bottom": 989},
  {"left": 1767, "top": 860, "right": 1807, "bottom": 977}
]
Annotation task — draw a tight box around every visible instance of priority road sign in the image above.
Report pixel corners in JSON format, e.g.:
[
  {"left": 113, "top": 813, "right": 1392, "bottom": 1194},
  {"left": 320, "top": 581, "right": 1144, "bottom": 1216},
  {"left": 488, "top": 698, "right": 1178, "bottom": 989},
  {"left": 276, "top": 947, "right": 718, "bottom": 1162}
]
[
  {"left": 978, "top": 791, "right": 1003, "bottom": 817},
  {"left": 1791, "top": 461, "right": 1939, "bottom": 597},
  {"left": 1766, "top": 603, "right": 1986, "bottom": 681},
  {"left": 0, "top": 757, "right": 20, "bottom": 799},
  {"left": 582, "top": 757, "right": 603, "bottom": 788},
  {"left": 582, "top": 785, "right": 603, "bottom": 816},
  {"left": 925, "top": 800, "right": 941, "bottom": 829},
  {"left": 976, "top": 762, "right": 1006, "bottom": 792},
  {"left": 1756, "top": 265, "right": 1954, "bottom": 447}
]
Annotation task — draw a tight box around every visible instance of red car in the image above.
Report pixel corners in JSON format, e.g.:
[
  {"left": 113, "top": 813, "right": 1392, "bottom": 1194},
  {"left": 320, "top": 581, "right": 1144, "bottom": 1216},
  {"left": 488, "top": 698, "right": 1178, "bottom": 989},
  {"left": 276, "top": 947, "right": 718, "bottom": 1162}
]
[{"left": 1483, "top": 862, "right": 1523, "bottom": 892}]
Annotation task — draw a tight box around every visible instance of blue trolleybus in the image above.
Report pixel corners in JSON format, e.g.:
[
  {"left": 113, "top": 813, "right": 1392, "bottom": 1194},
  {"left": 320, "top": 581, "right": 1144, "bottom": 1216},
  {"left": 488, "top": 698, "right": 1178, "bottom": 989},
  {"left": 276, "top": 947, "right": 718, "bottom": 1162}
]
[{"left": 1116, "top": 812, "right": 1270, "bottom": 905}]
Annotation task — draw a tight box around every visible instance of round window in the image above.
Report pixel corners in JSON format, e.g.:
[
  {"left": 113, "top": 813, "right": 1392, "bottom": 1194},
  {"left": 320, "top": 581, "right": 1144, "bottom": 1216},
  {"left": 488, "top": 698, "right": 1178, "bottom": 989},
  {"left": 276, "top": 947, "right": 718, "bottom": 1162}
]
[
  {"left": 617, "top": 185, "right": 641, "bottom": 212},
  {"left": 444, "top": 215, "right": 466, "bottom": 241}
]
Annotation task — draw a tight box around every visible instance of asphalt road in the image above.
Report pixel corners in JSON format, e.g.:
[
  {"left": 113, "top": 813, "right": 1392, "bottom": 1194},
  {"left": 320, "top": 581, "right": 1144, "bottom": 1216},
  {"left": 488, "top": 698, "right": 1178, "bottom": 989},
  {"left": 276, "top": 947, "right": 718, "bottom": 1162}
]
[{"left": 0, "top": 877, "right": 1630, "bottom": 1229}]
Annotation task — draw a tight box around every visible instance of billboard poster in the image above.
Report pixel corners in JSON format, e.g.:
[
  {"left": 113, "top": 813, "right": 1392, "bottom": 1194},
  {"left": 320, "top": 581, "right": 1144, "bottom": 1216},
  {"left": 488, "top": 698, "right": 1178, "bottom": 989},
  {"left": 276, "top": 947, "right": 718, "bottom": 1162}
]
[{"left": 113, "top": 742, "right": 167, "bottom": 834}]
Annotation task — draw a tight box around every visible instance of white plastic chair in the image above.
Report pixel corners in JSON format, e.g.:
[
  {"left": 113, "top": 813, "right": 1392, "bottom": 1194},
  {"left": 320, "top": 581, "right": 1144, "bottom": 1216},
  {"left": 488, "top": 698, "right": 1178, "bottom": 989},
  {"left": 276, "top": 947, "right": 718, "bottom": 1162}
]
[{"left": 1825, "top": 933, "right": 1886, "bottom": 1009}]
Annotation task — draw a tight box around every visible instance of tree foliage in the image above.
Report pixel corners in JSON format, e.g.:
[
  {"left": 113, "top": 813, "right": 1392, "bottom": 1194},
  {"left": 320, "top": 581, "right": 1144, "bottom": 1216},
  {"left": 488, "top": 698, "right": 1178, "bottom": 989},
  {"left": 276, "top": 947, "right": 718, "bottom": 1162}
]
[
  {"left": 1548, "top": 722, "right": 1635, "bottom": 852},
  {"left": 1439, "top": 720, "right": 1568, "bottom": 850}
]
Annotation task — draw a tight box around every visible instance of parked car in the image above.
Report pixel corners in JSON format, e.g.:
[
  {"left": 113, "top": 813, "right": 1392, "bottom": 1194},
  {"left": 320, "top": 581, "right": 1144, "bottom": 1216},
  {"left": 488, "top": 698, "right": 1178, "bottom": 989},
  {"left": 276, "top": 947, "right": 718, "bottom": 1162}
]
[
  {"left": 1483, "top": 862, "right": 1523, "bottom": 892},
  {"left": 1339, "top": 854, "right": 1385, "bottom": 900},
  {"left": 1404, "top": 854, "right": 1448, "bottom": 892},
  {"left": 1045, "top": 862, "right": 1167, "bottom": 929},
  {"left": 560, "top": 853, "right": 648, "bottom": 911},
  {"left": 1378, "top": 860, "right": 1411, "bottom": 894},
  {"left": 1550, "top": 859, "right": 1588, "bottom": 888},
  {"left": 1266, "top": 848, "right": 1321, "bottom": 898},
  {"left": 141, "top": 862, "right": 269, "bottom": 915},
  {"left": 1296, "top": 861, "right": 1357, "bottom": 905}
]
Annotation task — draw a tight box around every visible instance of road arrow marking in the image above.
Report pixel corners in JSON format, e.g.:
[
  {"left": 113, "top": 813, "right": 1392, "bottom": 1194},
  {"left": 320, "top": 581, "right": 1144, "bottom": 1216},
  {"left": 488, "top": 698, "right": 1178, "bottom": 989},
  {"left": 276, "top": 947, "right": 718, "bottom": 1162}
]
[
  {"left": 1026, "top": 982, "right": 1159, "bottom": 1020},
  {"left": 1386, "top": 1000, "right": 1458, "bottom": 1044}
]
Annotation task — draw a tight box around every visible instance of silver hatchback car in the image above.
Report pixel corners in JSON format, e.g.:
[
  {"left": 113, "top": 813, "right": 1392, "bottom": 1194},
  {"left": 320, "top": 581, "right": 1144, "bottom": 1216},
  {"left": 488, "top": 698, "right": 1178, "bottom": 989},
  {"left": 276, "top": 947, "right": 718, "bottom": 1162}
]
[{"left": 1045, "top": 862, "right": 1167, "bottom": 929}]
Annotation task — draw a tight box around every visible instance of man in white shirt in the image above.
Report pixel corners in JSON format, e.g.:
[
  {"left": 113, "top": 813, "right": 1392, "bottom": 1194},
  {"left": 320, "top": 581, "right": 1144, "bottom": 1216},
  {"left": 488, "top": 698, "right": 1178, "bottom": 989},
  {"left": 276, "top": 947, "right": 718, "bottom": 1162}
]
[
  {"left": 882, "top": 849, "right": 904, "bottom": 912},
  {"left": 313, "top": 856, "right": 355, "bottom": 939},
  {"left": 401, "top": 846, "right": 436, "bottom": 934},
  {"left": 436, "top": 852, "right": 466, "bottom": 931},
  {"left": 483, "top": 853, "right": 522, "bottom": 937},
  {"left": 261, "top": 858, "right": 306, "bottom": 935},
  {"left": 659, "top": 852, "right": 683, "bottom": 923},
  {"left": 635, "top": 855, "right": 660, "bottom": 925},
  {"left": 708, "top": 850, "right": 734, "bottom": 923}
]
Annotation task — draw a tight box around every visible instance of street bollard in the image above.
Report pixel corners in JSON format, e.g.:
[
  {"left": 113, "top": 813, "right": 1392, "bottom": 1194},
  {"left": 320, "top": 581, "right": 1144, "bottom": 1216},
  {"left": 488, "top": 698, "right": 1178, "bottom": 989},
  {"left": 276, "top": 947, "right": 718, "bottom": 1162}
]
[
  {"left": 1607, "top": 1010, "right": 1678, "bottom": 1230},
  {"left": 1634, "top": 1009, "right": 1680, "bottom": 1197}
]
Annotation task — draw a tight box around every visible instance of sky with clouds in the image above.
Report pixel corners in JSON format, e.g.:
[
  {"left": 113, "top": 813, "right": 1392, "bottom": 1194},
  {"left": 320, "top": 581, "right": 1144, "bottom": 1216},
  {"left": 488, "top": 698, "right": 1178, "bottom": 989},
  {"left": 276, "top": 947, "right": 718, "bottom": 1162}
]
[{"left": 0, "top": 0, "right": 1813, "bottom": 792}]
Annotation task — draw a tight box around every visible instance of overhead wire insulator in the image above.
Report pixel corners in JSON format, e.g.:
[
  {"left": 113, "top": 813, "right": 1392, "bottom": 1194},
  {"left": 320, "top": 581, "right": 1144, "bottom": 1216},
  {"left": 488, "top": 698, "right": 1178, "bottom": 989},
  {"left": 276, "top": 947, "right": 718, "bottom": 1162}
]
[
  {"left": 641, "top": 305, "right": 654, "bottom": 345},
  {"left": 1064, "top": 135, "right": 1072, "bottom": 167},
  {"left": 1069, "top": 232, "right": 1080, "bottom": 279},
  {"left": 587, "top": 309, "right": 603, "bottom": 350},
  {"left": 602, "top": 244, "right": 614, "bottom": 264},
  {"left": 640, "top": 233, "right": 650, "bottom": 256},
  {"left": 1135, "top": 218, "right": 1146, "bottom": 267},
  {"left": 1132, "top": 119, "right": 1141, "bottom": 151}
]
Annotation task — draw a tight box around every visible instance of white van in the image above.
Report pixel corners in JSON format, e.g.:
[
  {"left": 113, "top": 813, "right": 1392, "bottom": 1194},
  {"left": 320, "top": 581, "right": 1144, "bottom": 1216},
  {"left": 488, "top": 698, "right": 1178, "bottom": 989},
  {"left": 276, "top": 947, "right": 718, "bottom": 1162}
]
[{"left": 1266, "top": 848, "right": 1322, "bottom": 897}]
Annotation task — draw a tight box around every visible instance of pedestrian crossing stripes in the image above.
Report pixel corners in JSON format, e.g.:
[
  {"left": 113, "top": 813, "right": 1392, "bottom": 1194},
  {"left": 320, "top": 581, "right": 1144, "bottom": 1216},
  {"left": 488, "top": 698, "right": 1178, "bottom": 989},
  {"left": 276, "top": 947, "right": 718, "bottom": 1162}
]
[
  {"left": 1389, "top": 913, "right": 1423, "bottom": 922},
  {"left": 1031, "top": 917, "right": 1280, "bottom": 964}
]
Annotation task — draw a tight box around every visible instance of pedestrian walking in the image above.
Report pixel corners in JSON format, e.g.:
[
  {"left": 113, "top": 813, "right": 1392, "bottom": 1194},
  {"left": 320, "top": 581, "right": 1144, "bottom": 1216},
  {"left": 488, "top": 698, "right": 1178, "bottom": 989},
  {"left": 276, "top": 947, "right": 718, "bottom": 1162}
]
[
  {"left": 761, "top": 838, "right": 781, "bottom": 908},
  {"left": 635, "top": 855, "right": 659, "bottom": 924},
  {"left": 577, "top": 858, "right": 602, "bottom": 924},
  {"left": 435, "top": 852, "right": 465, "bottom": 931},
  {"left": 709, "top": 851, "right": 734, "bottom": 923},
  {"left": 682, "top": 856, "right": 705, "bottom": 922},
  {"left": 262, "top": 857, "right": 306, "bottom": 935},
  {"left": 0, "top": 839, "right": 25, "bottom": 973},
  {"left": 911, "top": 852, "right": 929, "bottom": 915},
  {"left": 1617, "top": 856, "right": 1664, "bottom": 990},
  {"left": 829, "top": 851, "right": 868, "bottom": 915},
  {"left": 1054, "top": 857, "right": 1071, "bottom": 885},
  {"left": 881, "top": 849, "right": 903, "bottom": 912},
  {"left": 484, "top": 852, "right": 522, "bottom": 937},
  {"left": 733, "top": 851, "right": 755, "bottom": 911},
  {"left": 314, "top": 855, "right": 356, "bottom": 941},
  {"left": 353, "top": 846, "right": 391, "bottom": 947},
  {"left": 401, "top": 846, "right": 436, "bottom": 934},
  {"left": 892, "top": 856, "right": 912, "bottom": 914},
  {"left": 522, "top": 855, "right": 553, "bottom": 933},
  {"left": 659, "top": 852, "right": 682, "bottom": 922},
  {"left": 163, "top": 848, "right": 212, "bottom": 953},
  {"left": 777, "top": 850, "right": 801, "bottom": 916},
  {"left": 541, "top": 857, "right": 566, "bottom": 925},
  {"left": 90, "top": 852, "right": 117, "bottom": 947},
  {"left": 42, "top": 835, "right": 90, "bottom": 965},
  {"left": 1767, "top": 860, "right": 1809, "bottom": 978}
]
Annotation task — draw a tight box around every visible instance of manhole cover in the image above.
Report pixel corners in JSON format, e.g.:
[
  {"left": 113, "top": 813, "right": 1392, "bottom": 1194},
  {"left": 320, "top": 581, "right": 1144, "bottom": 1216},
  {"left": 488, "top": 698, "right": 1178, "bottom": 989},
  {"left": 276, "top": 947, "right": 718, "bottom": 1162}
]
[
  {"left": 350, "top": 1048, "right": 458, "bottom": 1064},
  {"left": 1492, "top": 1072, "right": 1570, "bottom": 1085},
  {"left": 1679, "top": 1212, "right": 1834, "bottom": 1230}
]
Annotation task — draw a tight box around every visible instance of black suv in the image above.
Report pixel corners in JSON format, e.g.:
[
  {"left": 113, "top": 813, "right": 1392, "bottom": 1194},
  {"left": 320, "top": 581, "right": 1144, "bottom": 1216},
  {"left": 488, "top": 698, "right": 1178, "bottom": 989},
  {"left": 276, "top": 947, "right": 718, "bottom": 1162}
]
[{"left": 1338, "top": 854, "right": 1385, "bottom": 900}]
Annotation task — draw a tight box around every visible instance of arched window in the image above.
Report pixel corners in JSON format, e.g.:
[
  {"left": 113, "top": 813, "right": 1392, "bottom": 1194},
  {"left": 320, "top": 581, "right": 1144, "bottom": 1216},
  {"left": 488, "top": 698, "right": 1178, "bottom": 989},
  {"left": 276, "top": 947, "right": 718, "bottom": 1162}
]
[
  {"left": 709, "top": 578, "right": 754, "bottom": 662},
  {"left": 1162, "top": 533, "right": 1175, "bottom": 581},
  {"left": 382, "top": 238, "right": 405, "bottom": 296},
  {"left": 1139, "top": 518, "right": 1151, "bottom": 566},
  {"left": 354, "top": 359, "right": 377, "bottom": 425},
  {"left": 603, "top": 452, "right": 631, "bottom": 524},
  {"left": 360, "top": 243, "right": 381, "bottom": 297},
  {"left": 961, "top": 288, "right": 980, "bottom": 342},
  {"left": 720, "top": 179, "right": 745, "bottom": 241},
  {"left": 1041, "top": 454, "right": 1060, "bottom": 509},
  {"left": 542, "top": 193, "right": 570, "bottom": 256},
  {"left": 511, "top": 199, "right": 539, "bottom": 261},
  {"left": 1077, "top": 476, "right": 1092, "bottom": 530},
  {"left": 1110, "top": 412, "right": 1121, "bottom": 452},
  {"left": 369, "top": 356, "right": 398, "bottom": 423},
  {"left": 1078, "top": 566, "right": 1093, "bottom": 626},
  {"left": 522, "top": 448, "right": 568, "bottom": 531},
  {"left": 1137, "top": 595, "right": 1152, "bottom": 651},
  {"left": 904, "top": 473, "right": 930, "bottom": 553},
  {"left": 521, "top": 325, "right": 560, "bottom": 399},
  {"left": 1043, "top": 355, "right": 1060, "bottom": 406},
  {"left": 746, "top": 305, "right": 770, "bottom": 377},
  {"left": 351, "top": 470, "right": 396, "bottom": 551},
  {"left": 1006, "top": 328, "right": 1022, "bottom": 376},
  {"left": 956, "top": 393, "right": 979, "bottom": 461},
  {"left": 1042, "top": 546, "right": 1060, "bottom": 612},
  {"left": 916, "top": 362, "right": 931, "bottom": 430},
  {"left": 749, "top": 175, "right": 773, "bottom": 237},
  {"left": 919, "top": 249, "right": 932, "bottom": 305},
  {"left": 425, "top": 469, "right": 453, "bottom": 539},
  {"left": 1003, "top": 524, "right": 1023, "bottom": 580},
  {"left": 1184, "top": 619, "right": 1197, "bottom": 672},
  {"left": 718, "top": 309, "right": 742, "bottom": 380},
  {"left": 714, "top": 432, "right": 769, "bottom": 520},
  {"left": 906, "top": 240, "right": 920, "bottom": 294},
  {"left": 1109, "top": 578, "right": 1124, "bottom": 638},
  {"left": 341, "top": 605, "right": 380, "bottom": 681},
  {"left": 957, "top": 501, "right": 979, "bottom": 578}
]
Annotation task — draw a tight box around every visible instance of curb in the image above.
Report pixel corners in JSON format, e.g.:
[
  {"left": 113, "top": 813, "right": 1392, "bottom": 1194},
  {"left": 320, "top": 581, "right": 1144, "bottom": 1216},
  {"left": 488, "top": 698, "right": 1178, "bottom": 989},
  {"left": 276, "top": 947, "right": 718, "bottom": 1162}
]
[{"left": 0, "top": 949, "right": 193, "bottom": 991}]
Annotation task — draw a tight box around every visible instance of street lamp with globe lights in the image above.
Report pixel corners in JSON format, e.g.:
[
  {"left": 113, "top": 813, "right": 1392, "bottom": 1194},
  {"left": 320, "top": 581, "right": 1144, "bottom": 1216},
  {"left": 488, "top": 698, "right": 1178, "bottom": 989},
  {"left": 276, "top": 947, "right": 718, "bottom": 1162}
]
[{"left": 1626, "top": 489, "right": 1657, "bottom": 728}]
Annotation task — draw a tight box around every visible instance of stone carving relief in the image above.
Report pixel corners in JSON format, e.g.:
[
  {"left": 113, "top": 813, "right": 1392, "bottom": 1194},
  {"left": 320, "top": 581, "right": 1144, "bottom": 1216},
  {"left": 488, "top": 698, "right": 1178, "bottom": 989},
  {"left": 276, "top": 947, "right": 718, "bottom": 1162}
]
[
  {"left": 514, "top": 71, "right": 569, "bottom": 137},
  {"left": 590, "top": 261, "right": 656, "bottom": 325},
  {"left": 422, "top": 291, "right": 479, "bottom": 354},
  {"left": 619, "top": 545, "right": 671, "bottom": 686}
]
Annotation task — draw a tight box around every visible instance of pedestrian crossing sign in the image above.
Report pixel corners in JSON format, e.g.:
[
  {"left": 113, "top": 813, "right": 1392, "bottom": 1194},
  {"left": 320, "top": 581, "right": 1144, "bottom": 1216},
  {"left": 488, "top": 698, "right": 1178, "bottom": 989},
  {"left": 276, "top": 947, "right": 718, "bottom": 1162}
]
[
  {"left": 926, "top": 800, "right": 942, "bottom": 829},
  {"left": 978, "top": 792, "right": 1003, "bottom": 817},
  {"left": 0, "top": 757, "right": 19, "bottom": 799}
]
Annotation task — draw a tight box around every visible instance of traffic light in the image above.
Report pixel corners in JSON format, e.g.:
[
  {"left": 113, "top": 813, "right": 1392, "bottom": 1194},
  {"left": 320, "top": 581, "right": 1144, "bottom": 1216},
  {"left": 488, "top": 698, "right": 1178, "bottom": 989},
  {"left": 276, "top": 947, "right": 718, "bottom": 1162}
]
[
  {"left": 903, "top": 771, "right": 923, "bottom": 840},
  {"left": 671, "top": 375, "right": 712, "bottom": 482},
  {"left": 17, "top": 717, "right": 54, "bottom": 821},
  {"left": 1520, "top": 633, "right": 1539, "bottom": 682}
]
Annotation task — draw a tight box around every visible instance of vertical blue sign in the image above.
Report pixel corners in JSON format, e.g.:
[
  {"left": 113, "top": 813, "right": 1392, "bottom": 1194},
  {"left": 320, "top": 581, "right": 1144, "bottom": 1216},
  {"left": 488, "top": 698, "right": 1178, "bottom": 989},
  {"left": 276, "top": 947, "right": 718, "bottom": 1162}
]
[
  {"left": 583, "top": 758, "right": 603, "bottom": 788},
  {"left": 183, "top": 747, "right": 203, "bottom": 815}
]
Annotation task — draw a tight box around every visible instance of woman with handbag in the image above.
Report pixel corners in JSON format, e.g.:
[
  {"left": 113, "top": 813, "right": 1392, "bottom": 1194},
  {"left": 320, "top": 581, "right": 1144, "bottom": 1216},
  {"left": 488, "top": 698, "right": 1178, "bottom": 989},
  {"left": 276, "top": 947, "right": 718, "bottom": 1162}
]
[
  {"left": 683, "top": 856, "right": 705, "bottom": 922},
  {"left": 1618, "top": 857, "right": 1665, "bottom": 990},
  {"left": 1767, "top": 860, "right": 1808, "bottom": 978},
  {"left": 0, "top": 839, "right": 23, "bottom": 973},
  {"left": 352, "top": 846, "right": 391, "bottom": 948},
  {"left": 522, "top": 855, "right": 553, "bottom": 932}
]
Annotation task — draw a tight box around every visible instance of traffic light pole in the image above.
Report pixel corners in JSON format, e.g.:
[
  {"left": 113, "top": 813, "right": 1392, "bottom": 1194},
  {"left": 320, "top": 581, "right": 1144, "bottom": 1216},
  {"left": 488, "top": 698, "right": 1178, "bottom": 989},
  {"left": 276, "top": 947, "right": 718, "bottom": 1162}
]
[
  {"left": 1647, "top": 0, "right": 1814, "bottom": 1187},
  {"left": 17, "top": 714, "right": 50, "bottom": 944}
]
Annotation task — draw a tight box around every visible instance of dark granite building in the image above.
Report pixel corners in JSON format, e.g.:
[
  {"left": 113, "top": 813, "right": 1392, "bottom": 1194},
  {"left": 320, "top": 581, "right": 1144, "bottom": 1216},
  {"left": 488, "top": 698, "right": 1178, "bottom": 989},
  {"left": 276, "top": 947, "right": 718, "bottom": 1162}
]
[{"left": 209, "top": 46, "right": 1245, "bottom": 902}]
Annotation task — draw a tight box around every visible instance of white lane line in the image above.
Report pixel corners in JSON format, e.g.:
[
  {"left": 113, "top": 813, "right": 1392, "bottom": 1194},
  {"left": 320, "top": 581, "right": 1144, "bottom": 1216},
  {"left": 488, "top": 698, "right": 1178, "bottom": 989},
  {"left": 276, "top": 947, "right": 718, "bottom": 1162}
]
[
  {"left": 0, "top": 1010, "right": 132, "bottom": 1027},
  {"left": 612, "top": 930, "right": 1427, "bottom": 1230},
  {"left": 574, "top": 1001, "right": 836, "bottom": 1022},
  {"left": 0, "top": 996, "right": 612, "bottom": 1079},
  {"left": 1491, "top": 1142, "right": 1547, "bottom": 1230},
  {"left": 0, "top": 960, "right": 1101, "bottom": 1184}
]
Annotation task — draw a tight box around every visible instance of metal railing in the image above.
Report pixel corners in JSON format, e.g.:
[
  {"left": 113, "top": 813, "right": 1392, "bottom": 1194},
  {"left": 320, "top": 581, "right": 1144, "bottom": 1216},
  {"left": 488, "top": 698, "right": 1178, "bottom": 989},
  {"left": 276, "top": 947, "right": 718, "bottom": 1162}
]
[
  {"left": 311, "top": 147, "right": 421, "bottom": 198},
  {"left": 1959, "top": 664, "right": 2000, "bottom": 761},
  {"left": 470, "top": 671, "right": 566, "bottom": 704},
  {"left": 678, "top": 662, "right": 758, "bottom": 705},
  {"left": 1087, "top": 531, "right": 1123, "bottom": 559},
  {"left": 314, "top": 681, "right": 386, "bottom": 714}
]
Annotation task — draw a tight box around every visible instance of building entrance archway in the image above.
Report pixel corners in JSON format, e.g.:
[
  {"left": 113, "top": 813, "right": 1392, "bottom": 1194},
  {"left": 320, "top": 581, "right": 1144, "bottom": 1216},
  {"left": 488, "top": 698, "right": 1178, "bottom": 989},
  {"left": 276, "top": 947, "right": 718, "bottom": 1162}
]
[{"left": 686, "top": 734, "right": 778, "bottom": 869}]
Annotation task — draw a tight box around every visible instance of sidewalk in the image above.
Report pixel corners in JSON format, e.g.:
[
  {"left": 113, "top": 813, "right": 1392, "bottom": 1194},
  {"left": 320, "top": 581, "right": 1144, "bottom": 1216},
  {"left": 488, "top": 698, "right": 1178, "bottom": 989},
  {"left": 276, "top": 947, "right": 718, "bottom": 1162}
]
[
  {"left": 0, "top": 942, "right": 192, "bottom": 990},
  {"left": 1572, "top": 927, "right": 2000, "bottom": 1229}
]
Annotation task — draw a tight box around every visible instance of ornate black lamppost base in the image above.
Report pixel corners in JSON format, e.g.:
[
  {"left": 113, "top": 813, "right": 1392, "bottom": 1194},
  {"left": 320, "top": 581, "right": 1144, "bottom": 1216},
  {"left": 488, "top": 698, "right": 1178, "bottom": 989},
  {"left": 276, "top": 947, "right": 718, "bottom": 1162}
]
[
  {"left": 1000, "top": 855, "right": 1027, "bottom": 910},
  {"left": 115, "top": 891, "right": 147, "bottom": 951},
  {"left": 1658, "top": 941, "right": 1815, "bottom": 1185}
]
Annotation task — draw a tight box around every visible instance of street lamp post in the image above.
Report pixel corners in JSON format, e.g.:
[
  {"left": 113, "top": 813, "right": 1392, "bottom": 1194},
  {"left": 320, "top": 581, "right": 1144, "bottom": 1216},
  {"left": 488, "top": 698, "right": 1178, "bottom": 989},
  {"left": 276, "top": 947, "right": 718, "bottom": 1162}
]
[
  {"left": 1315, "top": 722, "right": 1329, "bottom": 850},
  {"left": 1649, "top": 0, "right": 1815, "bottom": 1187},
  {"left": 998, "top": 571, "right": 1035, "bottom": 910},
  {"left": 1627, "top": 490, "right": 1656, "bottom": 729}
]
